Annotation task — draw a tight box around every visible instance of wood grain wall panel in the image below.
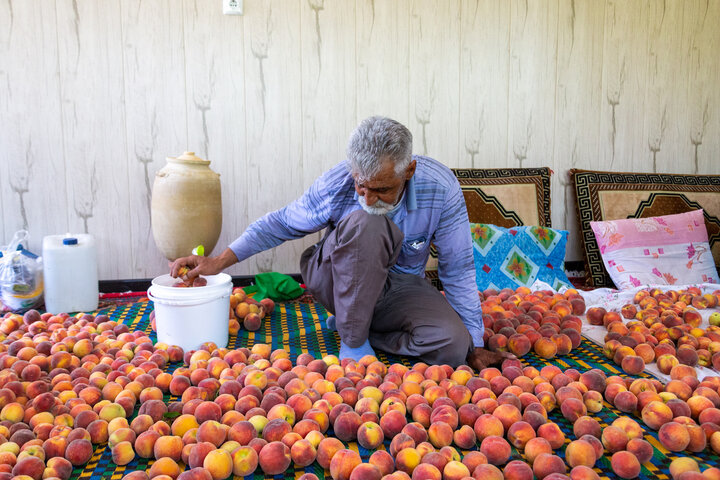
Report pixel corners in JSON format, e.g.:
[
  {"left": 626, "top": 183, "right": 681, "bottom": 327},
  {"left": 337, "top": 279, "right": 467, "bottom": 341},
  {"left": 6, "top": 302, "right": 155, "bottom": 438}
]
[
  {"left": 409, "top": 0, "right": 461, "bottom": 166},
  {"left": 507, "top": 0, "right": 559, "bottom": 170},
  {"left": 644, "top": 0, "right": 691, "bottom": 174},
  {"left": 121, "top": 0, "right": 187, "bottom": 278},
  {"left": 356, "top": 0, "right": 411, "bottom": 127},
  {"left": 3, "top": 0, "right": 720, "bottom": 278},
  {"left": 686, "top": 0, "right": 720, "bottom": 175},
  {"left": 599, "top": 0, "right": 651, "bottom": 172},
  {"left": 459, "top": 0, "right": 511, "bottom": 169},
  {"left": 300, "top": 0, "right": 358, "bottom": 250},
  {"left": 553, "top": 0, "right": 604, "bottom": 258},
  {"left": 183, "top": 1, "right": 249, "bottom": 275},
  {"left": 55, "top": 0, "right": 132, "bottom": 279},
  {"left": 242, "top": 0, "right": 305, "bottom": 275},
  {"left": 0, "top": 1, "right": 68, "bottom": 254}
]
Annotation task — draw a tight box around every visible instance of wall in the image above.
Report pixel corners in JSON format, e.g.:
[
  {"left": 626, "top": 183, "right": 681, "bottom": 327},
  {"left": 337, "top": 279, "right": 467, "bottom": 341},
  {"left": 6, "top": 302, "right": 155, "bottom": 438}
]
[{"left": 1, "top": 0, "right": 719, "bottom": 280}]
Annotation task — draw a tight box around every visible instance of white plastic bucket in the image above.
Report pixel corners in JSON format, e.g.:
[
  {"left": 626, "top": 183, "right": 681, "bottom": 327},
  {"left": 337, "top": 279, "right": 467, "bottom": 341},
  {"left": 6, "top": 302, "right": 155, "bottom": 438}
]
[{"left": 148, "top": 273, "right": 231, "bottom": 351}]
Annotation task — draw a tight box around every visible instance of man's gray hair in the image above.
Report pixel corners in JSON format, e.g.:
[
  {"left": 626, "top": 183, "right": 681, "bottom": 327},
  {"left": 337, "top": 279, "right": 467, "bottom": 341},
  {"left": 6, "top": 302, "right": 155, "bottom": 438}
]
[{"left": 346, "top": 116, "right": 413, "bottom": 179}]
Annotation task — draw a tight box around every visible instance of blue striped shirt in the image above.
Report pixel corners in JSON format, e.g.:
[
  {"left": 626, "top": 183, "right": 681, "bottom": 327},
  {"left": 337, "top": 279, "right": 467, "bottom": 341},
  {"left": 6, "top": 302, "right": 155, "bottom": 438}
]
[{"left": 229, "top": 155, "right": 484, "bottom": 347}]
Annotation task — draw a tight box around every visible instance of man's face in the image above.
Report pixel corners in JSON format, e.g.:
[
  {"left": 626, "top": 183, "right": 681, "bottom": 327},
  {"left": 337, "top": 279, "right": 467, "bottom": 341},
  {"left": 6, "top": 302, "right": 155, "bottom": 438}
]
[{"left": 353, "top": 158, "right": 416, "bottom": 215}]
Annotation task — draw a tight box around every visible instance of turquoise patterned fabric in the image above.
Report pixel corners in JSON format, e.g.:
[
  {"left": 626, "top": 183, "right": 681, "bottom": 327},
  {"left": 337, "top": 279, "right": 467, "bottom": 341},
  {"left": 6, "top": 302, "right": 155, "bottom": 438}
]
[{"left": 470, "top": 223, "right": 572, "bottom": 291}]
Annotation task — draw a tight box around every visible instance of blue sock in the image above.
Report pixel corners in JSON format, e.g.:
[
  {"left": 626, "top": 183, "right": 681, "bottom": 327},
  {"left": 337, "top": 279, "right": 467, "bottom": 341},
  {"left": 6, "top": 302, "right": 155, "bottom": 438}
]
[
  {"left": 326, "top": 315, "right": 336, "bottom": 331},
  {"left": 339, "top": 339, "right": 376, "bottom": 361}
]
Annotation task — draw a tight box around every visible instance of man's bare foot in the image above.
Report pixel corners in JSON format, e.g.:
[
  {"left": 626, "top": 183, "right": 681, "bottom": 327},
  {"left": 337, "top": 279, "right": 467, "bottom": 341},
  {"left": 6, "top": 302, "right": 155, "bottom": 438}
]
[{"left": 466, "top": 347, "right": 516, "bottom": 372}]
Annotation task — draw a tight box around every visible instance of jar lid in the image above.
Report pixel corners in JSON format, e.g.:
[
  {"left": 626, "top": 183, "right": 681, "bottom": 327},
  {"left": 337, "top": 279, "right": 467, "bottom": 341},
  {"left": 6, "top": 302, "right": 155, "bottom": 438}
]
[{"left": 168, "top": 151, "right": 210, "bottom": 165}]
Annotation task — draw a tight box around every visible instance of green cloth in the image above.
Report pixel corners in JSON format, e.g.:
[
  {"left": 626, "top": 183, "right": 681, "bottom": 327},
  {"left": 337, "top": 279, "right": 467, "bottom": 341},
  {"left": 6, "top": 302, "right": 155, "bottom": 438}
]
[{"left": 253, "top": 272, "right": 304, "bottom": 301}]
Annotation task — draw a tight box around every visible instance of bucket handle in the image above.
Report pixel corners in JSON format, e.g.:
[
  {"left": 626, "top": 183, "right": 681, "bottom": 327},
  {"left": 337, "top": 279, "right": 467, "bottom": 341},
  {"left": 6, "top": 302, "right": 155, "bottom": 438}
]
[{"left": 147, "top": 290, "right": 230, "bottom": 307}]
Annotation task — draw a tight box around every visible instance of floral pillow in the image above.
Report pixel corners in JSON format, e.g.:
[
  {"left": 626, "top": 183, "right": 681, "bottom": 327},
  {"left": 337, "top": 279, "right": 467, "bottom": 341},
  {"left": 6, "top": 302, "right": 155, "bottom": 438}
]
[
  {"left": 470, "top": 223, "right": 572, "bottom": 291},
  {"left": 589, "top": 209, "right": 717, "bottom": 289}
]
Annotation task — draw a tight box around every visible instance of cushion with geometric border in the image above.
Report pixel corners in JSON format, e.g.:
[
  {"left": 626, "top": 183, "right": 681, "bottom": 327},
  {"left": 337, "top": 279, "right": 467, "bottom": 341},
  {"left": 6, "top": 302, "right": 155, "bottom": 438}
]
[
  {"left": 426, "top": 167, "right": 553, "bottom": 290},
  {"left": 571, "top": 169, "right": 720, "bottom": 287},
  {"left": 470, "top": 223, "right": 572, "bottom": 291}
]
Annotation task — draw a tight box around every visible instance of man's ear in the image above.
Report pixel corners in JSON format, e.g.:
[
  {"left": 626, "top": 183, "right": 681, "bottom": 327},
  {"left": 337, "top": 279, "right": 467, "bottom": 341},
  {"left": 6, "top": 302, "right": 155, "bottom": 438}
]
[{"left": 405, "top": 159, "right": 417, "bottom": 180}]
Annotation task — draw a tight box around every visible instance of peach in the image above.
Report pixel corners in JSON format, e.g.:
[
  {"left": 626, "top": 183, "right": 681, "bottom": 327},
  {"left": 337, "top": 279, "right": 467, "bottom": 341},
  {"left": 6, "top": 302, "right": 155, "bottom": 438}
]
[
  {"left": 492, "top": 404, "right": 521, "bottom": 431},
  {"left": 534, "top": 338, "right": 557, "bottom": 359},
  {"left": 611, "top": 451, "right": 641, "bottom": 479},
  {"left": 670, "top": 458, "right": 700, "bottom": 480},
  {"left": 642, "top": 401, "right": 673, "bottom": 430},
  {"left": 44, "top": 457, "right": 73, "bottom": 480},
  {"left": 316, "top": 437, "right": 345, "bottom": 470},
  {"left": 507, "top": 421, "right": 535, "bottom": 449},
  {"left": 461, "top": 451, "right": 487, "bottom": 474},
  {"left": 473, "top": 413, "right": 503, "bottom": 441},
  {"left": 411, "top": 463, "right": 441, "bottom": 480},
  {"left": 473, "top": 464, "right": 504, "bottom": 480},
  {"left": 187, "top": 442, "right": 214, "bottom": 469},
  {"left": 261, "top": 418, "right": 290, "bottom": 443},
  {"left": 196, "top": 420, "right": 227, "bottom": 447},
  {"left": 43, "top": 436, "right": 67, "bottom": 459},
  {"left": 612, "top": 417, "right": 643, "bottom": 440},
  {"left": 452, "top": 424, "right": 476, "bottom": 450},
  {"left": 572, "top": 416, "right": 600, "bottom": 439},
  {"left": 626, "top": 438, "right": 653, "bottom": 464},
  {"left": 560, "top": 398, "right": 586, "bottom": 423},
  {"left": 479, "top": 436, "right": 511, "bottom": 466},
  {"left": 565, "top": 439, "right": 596, "bottom": 468},
  {"left": 357, "top": 421, "right": 384, "bottom": 450},
  {"left": 395, "top": 447, "right": 422, "bottom": 475},
  {"left": 111, "top": 441, "right": 134, "bottom": 466},
  {"left": 287, "top": 438, "right": 315, "bottom": 467},
  {"left": 533, "top": 453, "right": 567, "bottom": 480},
  {"left": 13, "top": 456, "right": 45, "bottom": 480},
  {"left": 148, "top": 457, "right": 181, "bottom": 479},
  {"left": 658, "top": 421, "right": 690, "bottom": 452},
  {"left": 369, "top": 450, "right": 395, "bottom": 477},
  {"left": 427, "top": 422, "right": 453, "bottom": 448},
  {"left": 134, "top": 430, "right": 160, "bottom": 459},
  {"left": 687, "top": 424, "right": 707, "bottom": 452},
  {"left": 537, "top": 422, "right": 565, "bottom": 449},
  {"left": 154, "top": 435, "right": 183, "bottom": 462},
  {"left": 601, "top": 425, "right": 628, "bottom": 453},
  {"left": 586, "top": 307, "right": 606, "bottom": 325},
  {"left": 503, "top": 460, "right": 533, "bottom": 480},
  {"left": 202, "top": 448, "right": 233, "bottom": 480},
  {"left": 329, "top": 448, "right": 362, "bottom": 480},
  {"left": 570, "top": 465, "right": 600, "bottom": 480},
  {"left": 64, "top": 439, "right": 93, "bottom": 466},
  {"left": 524, "top": 437, "right": 552, "bottom": 464},
  {"left": 443, "top": 460, "right": 471, "bottom": 480},
  {"left": 621, "top": 355, "right": 645, "bottom": 375}
]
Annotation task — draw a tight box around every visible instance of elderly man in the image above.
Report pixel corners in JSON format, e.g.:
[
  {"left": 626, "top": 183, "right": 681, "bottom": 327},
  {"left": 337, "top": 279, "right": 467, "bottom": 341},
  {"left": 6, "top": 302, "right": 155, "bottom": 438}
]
[{"left": 171, "top": 116, "right": 506, "bottom": 369}]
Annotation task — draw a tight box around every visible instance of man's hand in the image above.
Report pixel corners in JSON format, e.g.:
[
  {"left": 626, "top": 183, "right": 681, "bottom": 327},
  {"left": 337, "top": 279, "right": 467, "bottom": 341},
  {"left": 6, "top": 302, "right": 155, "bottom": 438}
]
[
  {"left": 466, "top": 347, "right": 516, "bottom": 372},
  {"left": 169, "top": 248, "right": 239, "bottom": 283}
]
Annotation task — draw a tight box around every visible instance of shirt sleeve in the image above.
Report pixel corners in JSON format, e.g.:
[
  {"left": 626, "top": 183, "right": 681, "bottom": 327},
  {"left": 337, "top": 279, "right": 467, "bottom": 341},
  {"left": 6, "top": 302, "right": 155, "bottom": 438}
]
[
  {"left": 229, "top": 168, "right": 337, "bottom": 262},
  {"left": 432, "top": 179, "right": 484, "bottom": 347}
]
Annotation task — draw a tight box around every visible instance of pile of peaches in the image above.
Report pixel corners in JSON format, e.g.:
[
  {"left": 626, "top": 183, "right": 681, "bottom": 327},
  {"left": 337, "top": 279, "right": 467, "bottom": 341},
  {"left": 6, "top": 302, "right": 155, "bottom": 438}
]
[
  {"left": 480, "top": 287, "right": 586, "bottom": 360},
  {"left": 228, "top": 288, "right": 274, "bottom": 334},
  {"left": 2, "top": 307, "right": 720, "bottom": 480},
  {"left": 589, "top": 287, "right": 720, "bottom": 377}
]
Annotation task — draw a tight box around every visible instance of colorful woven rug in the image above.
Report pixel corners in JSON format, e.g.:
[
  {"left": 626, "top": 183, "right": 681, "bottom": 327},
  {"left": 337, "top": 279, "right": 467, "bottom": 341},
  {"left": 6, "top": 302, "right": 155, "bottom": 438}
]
[{"left": 69, "top": 298, "right": 720, "bottom": 480}]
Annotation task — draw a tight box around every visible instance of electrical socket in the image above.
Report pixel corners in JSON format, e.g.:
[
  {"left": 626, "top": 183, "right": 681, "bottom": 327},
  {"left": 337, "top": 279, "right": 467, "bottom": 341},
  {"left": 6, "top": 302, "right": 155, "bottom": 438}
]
[{"left": 223, "top": 0, "right": 243, "bottom": 15}]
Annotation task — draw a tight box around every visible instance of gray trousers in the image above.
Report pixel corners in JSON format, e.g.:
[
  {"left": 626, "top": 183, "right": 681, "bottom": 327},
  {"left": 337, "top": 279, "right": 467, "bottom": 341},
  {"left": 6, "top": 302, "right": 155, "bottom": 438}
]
[{"left": 300, "top": 210, "right": 472, "bottom": 367}]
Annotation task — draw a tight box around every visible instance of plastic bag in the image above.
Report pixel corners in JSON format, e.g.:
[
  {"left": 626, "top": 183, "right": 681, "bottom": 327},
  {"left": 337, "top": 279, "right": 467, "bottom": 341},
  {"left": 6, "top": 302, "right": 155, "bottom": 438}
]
[{"left": 0, "top": 230, "right": 43, "bottom": 312}]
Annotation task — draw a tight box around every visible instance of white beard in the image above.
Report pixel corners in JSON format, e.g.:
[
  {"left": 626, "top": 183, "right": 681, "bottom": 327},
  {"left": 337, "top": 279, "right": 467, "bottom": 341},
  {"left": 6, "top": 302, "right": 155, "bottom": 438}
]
[{"left": 358, "top": 196, "right": 395, "bottom": 215}]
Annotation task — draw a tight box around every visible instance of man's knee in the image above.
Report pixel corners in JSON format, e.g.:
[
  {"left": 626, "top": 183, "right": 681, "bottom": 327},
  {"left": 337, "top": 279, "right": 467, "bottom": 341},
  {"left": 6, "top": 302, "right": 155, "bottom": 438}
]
[
  {"left": 436, "top": 326, "right": 471, "bottom": 367},
  {"left": 412, "top": 320, "right": 471, "bottom": 367}
]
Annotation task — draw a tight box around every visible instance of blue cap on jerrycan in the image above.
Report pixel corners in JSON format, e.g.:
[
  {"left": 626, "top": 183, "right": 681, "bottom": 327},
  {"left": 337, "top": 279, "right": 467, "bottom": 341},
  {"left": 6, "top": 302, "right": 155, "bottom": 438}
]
[{"left": 62, "top": 237, "right": 78, "bottom": 246}]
